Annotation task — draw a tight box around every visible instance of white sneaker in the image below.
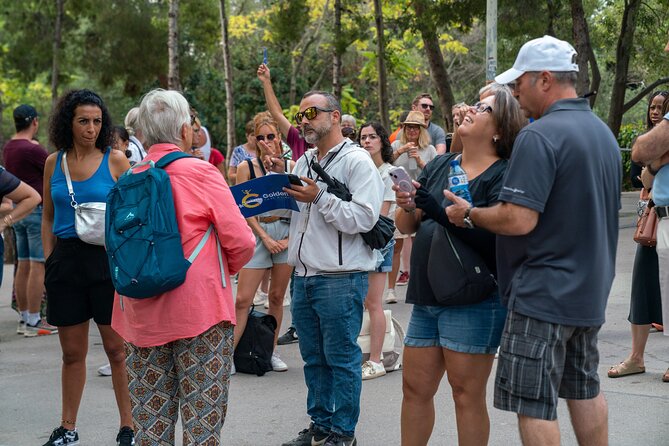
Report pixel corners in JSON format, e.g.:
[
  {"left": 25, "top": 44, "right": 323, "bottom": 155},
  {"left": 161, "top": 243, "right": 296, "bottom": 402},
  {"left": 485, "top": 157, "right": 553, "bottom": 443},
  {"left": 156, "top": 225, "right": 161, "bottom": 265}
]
[
  {"left": 271, "top": 353, "right": 288, "bottom": 372},
  {"left": 362, "top": 360, "right": 386, "bottom": 380},
  {"left": 17, "top": 320, "right": 26, "bottom": 335},
  {"left": 97, "top": 363, "right": 112, "bottom": 376},
  {"left": 385, "top": 289, "right": 398, "bottom": 304},
  {"left": 253, "top": 290, "right": 268, "bottom": 306}
]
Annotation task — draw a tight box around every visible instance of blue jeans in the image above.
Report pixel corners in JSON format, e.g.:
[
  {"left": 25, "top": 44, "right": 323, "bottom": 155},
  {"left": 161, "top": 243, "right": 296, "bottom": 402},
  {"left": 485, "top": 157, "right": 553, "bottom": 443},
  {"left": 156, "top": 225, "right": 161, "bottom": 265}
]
[
  {"left": 291, "top": 272, "right": 367, "bottom": 437},
  {"left": 13, "top": 205, "right": 44, "bottom": 261}
]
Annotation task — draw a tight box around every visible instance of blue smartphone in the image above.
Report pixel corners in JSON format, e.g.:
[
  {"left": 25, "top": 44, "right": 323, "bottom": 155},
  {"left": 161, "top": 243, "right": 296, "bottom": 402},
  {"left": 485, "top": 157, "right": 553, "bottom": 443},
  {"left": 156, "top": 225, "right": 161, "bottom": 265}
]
[{"left": 263, "top": 47, "right": 268, "bottom": 65}]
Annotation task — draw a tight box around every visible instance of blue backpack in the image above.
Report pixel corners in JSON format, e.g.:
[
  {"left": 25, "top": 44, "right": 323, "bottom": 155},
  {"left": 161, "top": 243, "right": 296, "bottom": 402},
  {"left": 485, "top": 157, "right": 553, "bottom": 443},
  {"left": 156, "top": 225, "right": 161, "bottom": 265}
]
[{"left": 105, "top": 151, "right": 224, "bottom": 299}]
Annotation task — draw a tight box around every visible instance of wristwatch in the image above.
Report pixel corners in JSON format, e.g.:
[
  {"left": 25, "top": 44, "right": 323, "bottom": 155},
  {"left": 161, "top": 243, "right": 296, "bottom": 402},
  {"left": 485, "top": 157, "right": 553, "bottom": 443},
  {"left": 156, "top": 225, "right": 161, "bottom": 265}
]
[{"left": 463, "top": 207, "right": 475, "bottom": 229}]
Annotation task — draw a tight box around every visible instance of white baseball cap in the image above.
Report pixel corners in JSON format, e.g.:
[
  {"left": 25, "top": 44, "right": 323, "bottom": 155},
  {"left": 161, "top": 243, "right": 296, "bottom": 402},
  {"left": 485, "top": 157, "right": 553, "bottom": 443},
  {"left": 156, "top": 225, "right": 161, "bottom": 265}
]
[{"left": 495, "top": 35, "right": 579, "bottom": 85}]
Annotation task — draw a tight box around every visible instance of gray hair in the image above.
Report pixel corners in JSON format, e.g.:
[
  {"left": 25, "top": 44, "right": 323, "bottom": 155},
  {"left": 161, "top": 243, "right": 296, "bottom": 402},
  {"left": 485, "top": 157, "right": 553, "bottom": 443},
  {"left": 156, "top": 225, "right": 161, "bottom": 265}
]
[
  {"left": 479, "top": 82, "right": 507, "bottom": 99},
  {"left": 302, "top": 90, "right": 342, "bottom": 115},
  {"left": 341, "top": 114, "right": 356, "bottom": 127},
  {"left": 526, "top": 71, "right": 578, "bottom": 87},
  {"left": 124, "top": 107, "right": 140, "bottom": 136},
  {"left": 137, "top": 89, "right": 190, "bottom": 148}
]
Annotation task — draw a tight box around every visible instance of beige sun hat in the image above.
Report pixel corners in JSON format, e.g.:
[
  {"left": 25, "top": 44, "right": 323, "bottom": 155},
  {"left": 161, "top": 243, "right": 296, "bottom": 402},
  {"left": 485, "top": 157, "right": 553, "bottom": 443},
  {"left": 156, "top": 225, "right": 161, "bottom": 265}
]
[{"left": 403, "top": 110, "right": 427, "bottom": 127}]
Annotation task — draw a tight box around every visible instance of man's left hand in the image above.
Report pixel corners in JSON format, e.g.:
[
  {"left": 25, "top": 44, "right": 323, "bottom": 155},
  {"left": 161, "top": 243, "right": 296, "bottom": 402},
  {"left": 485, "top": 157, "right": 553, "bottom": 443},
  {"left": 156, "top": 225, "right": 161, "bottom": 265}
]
[
  {"left": 284, "top": 177, "right": 320, "bottom": 203},
  {"left": 444, "top": 190, "right": 470, "bottom": 227}
]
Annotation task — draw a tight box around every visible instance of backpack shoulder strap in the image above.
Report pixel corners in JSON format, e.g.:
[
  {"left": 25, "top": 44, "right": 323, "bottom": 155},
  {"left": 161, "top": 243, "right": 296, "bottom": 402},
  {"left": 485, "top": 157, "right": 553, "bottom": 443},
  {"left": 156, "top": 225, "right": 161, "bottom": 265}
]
[{"left": 155, "top": 151, "right": 193, "bottom": 169}]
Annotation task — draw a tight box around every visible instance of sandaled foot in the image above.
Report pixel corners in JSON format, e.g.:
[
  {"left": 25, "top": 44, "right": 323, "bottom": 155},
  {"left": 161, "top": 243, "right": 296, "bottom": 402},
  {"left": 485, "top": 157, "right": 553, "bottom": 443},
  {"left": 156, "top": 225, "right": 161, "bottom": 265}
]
[
  {"left": 663, "top": 368, "right": 669, "bottom": 383},
  {"left": 608, "top": 360, "right": 645, "bottom": 378}
]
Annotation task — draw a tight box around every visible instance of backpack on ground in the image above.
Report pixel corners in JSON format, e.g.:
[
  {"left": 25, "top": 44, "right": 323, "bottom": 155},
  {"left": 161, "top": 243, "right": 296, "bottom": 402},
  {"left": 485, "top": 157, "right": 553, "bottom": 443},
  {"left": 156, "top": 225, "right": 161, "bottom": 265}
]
[
  {"left": 234, "top": 308, "right": 277, "bottom": 376},
  {"left": 106, "top": 151, "right": 224, "bottom": 299}
]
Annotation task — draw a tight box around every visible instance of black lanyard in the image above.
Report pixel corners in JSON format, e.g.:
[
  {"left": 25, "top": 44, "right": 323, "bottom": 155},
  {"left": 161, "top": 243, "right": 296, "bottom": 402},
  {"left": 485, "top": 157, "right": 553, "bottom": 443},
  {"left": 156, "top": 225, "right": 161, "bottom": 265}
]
[{"left": 307, "top": 141, "right": 348, "bottom": 182}]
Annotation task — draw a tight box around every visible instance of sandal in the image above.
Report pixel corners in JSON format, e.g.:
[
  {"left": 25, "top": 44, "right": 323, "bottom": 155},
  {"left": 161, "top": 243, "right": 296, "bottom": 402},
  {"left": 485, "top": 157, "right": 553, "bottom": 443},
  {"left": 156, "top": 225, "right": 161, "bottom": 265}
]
[
  {"left": 607, "top": 360, "right": 645, "bottom": 378},
  {"left": 663, "top": 368, "right": 669, "bottom": 383}
]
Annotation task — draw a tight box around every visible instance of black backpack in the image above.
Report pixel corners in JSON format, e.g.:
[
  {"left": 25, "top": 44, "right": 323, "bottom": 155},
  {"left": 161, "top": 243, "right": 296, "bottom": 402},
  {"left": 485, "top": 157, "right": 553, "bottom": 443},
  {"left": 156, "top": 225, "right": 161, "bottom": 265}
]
[{"left": 233, "top": 308, "right": 277, "bottom": 376}]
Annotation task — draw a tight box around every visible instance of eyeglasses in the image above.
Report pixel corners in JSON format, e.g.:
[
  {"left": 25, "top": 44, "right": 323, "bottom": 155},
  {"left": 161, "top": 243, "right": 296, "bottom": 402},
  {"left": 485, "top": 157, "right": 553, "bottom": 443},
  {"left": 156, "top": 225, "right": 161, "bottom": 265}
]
[
  {"left": 190, "top": 115, "right": 196, "bottom": 126},
  {"left": 360, "top": 134, "right": 379, "bottom": 141},
  {"left": 420, "top": 103, "right": 435, "bottom": 110},
  {"left": 256, "top": 133, "right": 277, "bottom": 142},
  {"left": 404, "top": 124, "right": 421, "bottom": 131},
  {"left": 472, "top": 102, "right": 494, "bottom": 114},
  {"left": 294, "top": 106, "right": 334, "bottom": 123}
]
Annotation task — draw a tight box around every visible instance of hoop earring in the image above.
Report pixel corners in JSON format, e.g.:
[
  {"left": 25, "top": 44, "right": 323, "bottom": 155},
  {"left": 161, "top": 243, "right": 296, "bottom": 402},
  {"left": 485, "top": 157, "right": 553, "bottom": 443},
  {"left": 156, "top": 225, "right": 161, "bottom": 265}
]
[{"left": 493, "top": 136, "right": 499, "bottom": 143}]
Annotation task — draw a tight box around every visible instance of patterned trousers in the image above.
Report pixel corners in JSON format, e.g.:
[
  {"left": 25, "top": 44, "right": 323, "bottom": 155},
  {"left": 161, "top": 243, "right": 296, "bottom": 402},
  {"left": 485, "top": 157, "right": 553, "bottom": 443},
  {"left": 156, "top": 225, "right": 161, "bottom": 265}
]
[{"left": 125, "top": 321, "right": 234, "bottom": 445}]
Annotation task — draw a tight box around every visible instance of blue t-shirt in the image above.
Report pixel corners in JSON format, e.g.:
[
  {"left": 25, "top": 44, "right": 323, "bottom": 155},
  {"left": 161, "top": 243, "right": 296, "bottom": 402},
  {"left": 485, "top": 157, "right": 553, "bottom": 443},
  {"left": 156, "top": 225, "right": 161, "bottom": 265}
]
[
  {"left": 652, "top": 112, "right": 669, "bottom": 206},
  {"left": 51, "top": 150, "right": 115, "bottom": 238},
  {"left": 496, "top": 98, "right": 622, "bottom": 327}
]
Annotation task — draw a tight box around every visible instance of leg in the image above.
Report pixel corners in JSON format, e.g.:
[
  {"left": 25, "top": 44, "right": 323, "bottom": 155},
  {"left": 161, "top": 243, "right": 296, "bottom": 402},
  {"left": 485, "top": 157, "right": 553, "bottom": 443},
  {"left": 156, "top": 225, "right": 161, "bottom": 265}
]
[
  {"left": 27, "top": 261, "right": 46, "bottom": 314},
  {"left": 175, "top": 322, "right": 234, "bottom": 445},
  {"left": 58, "top": 322, "right": 90, "bottom": 430},
  {"left": 14, "top": 260, "right": 30, "bottom": 313},
  {"left": 389, "top": 238, "right": 403, "bottom": 289},
  {"left": 566, "top": 393, "right": 608, "bottom": 446},
  {"left": 443, "top": 349, "right": 496, "bottom": 446},
  {"left": 518, "top": 416, "right": 560, "bottom": 446},
  {"left": 234, "top": 268, "right": 267, "bottom": 348},
  {"left": 125, "top": 342, "right": 179, "bottom": 445},
  {"left": 267, "top": 263, "right": 293, "bottom": 346},
  {"left": 365, "top": 272, "right": 386, "bottom": 364},
  {"left": 97, "top": 324, "right": 133, "bottom": 429},
  {"left": 656, "top": 219, "right": 669, "bottom": 337},
  {"left": 400, "top": 346, "right": 445, "bottom": 446},
  {"left": 401, "top": 236, "right": 413, "bottom": 274},
  {"left": 260, "top": 269, "right": 270, "bottom": 295}
]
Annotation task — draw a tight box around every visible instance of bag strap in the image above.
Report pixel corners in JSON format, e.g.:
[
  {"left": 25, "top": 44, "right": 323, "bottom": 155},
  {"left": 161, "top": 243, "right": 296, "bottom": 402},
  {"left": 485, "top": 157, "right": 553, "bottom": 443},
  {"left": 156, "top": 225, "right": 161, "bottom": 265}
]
[
  {"left": 155, "top": 151, "right": 193, "bottom": 169},
  {"left": 61, "top": 151, "right": 78, "bottom": 209},
  {"left": 187, "top": 225, "right": 226, "bottom": 288}
]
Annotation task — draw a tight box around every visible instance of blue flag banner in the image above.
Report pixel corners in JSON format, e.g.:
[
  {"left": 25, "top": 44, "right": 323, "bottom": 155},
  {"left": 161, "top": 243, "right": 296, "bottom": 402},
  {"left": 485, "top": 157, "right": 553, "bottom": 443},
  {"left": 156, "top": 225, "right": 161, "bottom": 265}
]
[{"left": 230, "top": 174, "right": 299, "bottom": 218}]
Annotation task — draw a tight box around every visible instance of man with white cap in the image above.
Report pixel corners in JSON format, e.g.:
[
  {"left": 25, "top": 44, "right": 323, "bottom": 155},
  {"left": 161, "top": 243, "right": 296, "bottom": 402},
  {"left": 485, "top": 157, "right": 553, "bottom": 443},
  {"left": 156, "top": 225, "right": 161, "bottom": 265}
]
[{"left": 445, "top": 35, "right": 621, "bottom": 445}]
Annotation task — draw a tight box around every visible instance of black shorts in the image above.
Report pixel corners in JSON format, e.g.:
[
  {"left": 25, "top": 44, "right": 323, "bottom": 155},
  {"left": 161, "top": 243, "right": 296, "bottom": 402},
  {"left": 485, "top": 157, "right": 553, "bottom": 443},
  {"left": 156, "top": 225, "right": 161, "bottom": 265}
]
[{"left": 45, "top": 238, "right": 115, "bottom": 327}]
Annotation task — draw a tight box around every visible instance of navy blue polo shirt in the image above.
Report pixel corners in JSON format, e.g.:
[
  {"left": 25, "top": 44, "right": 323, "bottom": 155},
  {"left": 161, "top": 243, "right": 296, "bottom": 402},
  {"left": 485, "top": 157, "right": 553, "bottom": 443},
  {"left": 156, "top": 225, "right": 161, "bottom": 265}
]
[{"left": 496, "top": 98, "right": 622, "bottom": 326}]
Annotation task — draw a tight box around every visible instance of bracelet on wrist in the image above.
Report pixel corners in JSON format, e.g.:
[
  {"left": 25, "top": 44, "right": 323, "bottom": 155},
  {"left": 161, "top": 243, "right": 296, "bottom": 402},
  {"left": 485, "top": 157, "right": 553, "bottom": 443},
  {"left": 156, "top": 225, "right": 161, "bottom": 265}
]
[{"left": 3, "top": 214, "right": 14, "bottom": 227}]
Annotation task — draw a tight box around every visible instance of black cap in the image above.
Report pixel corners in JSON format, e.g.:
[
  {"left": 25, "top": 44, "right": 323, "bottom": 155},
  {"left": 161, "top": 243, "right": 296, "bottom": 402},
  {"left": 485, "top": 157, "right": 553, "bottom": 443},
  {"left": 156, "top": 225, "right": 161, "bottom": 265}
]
[{"left": 13, "top": 104, "right": 38, "bottom": 123}]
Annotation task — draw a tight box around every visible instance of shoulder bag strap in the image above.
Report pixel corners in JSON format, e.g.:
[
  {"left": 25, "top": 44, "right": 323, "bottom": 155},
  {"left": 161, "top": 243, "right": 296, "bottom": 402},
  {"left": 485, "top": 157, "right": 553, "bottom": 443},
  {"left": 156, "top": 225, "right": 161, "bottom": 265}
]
[
  {"left": 187, "top": 225, "right": 226, "bottom": 288},
  {"left": 246, "top": 159, "right": 257, "bottom": 179},
  {"left": 61, "top": 151, "right": 78, "bottom": 210}
]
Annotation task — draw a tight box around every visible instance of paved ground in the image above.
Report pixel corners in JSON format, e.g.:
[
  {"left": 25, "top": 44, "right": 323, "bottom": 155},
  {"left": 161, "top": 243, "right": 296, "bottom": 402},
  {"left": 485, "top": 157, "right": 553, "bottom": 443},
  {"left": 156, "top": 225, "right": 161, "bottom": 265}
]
[{"left": 0, "top": 192, "right": 667, "bottom": 445}]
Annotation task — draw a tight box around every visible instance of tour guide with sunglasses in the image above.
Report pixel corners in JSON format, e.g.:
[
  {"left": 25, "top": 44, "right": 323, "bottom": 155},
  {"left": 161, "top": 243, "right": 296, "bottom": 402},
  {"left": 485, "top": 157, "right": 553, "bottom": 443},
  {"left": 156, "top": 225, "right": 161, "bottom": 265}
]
[{"left": 266, "top": 91, "right": 383, "bottom": 446}]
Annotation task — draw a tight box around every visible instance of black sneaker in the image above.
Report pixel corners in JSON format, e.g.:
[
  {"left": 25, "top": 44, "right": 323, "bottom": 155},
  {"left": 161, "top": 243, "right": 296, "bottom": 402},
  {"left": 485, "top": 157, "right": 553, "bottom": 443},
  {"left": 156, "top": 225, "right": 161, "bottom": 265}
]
[
  {"left": 281, "top": 423, "right": 328, "bottom": 446},
  {"left": 43, "top": 426, "right": 79, "bottom": 445},
  {"left": 323, "top": 432, "right": 357, "bottom": 446},
  {"left": 277, "top": 326, "right": 299, "bottom": 345},
  {"left": 116, "top": 426, "right": 135, "bottom": 446}
]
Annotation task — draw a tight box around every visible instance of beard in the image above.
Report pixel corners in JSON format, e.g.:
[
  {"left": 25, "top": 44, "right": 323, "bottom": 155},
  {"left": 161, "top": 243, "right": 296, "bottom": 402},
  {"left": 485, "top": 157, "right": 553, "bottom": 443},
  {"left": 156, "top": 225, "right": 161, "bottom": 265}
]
[{"left": 302, "top": 120, "right": 332, "bottom": 145}]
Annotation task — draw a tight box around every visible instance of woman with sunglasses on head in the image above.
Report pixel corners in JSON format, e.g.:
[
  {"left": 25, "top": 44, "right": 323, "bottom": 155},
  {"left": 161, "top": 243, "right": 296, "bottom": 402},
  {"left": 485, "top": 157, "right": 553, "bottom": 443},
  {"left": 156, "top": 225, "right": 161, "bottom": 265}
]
[
  {"left": 233, "top": 111, "right": 296, "bottom": 373},
  {"left": 41, "top": 89, "right": 134, "bottom": 445},
  {"left": 394, "top": 87, "right": 526, "bottom": 445},
  {"left": 358, "top": 122, "right": 396, "bottom": 380},
  {"left": 609, "top": 90, "right": 668, "bottom": 382}
]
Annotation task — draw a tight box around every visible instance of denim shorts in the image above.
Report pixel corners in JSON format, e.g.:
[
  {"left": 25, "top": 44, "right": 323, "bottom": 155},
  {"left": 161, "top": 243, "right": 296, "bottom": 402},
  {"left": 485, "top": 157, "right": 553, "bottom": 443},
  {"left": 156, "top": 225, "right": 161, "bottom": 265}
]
[
  {"left": 245, "top": 220, "right": 290, "bottom": 268},
  {"left": 374, "top": 239, "right": 395, "bottom": 273},
  {"left": 494, "top": 310, "right": 601, "bottom": 421},
  {"left": 13, "top": 206, "right": 44, "bottom": 262},
  {"left": 404, "top": 292, "right": 506, "bottom": 354}
]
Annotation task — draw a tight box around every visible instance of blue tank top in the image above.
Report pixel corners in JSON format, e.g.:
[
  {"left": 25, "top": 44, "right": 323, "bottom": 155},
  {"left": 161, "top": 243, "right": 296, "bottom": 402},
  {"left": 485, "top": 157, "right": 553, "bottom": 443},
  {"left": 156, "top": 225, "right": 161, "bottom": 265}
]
[{"left": 51, "top": 149, "right": 115, "bottom": 238}]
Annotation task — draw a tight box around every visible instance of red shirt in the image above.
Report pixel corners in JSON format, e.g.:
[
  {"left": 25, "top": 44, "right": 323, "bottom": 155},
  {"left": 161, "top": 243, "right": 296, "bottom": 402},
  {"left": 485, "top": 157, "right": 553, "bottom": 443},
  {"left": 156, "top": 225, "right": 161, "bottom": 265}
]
[
  {"left": 2, "top": 139, "right": 48, "bottom": 198},
  {"left": 209, "top": 147, "right": 224, "bottom": 165},
  {"left": 112, "top": 144, "right": 255, "bottom": 347}
]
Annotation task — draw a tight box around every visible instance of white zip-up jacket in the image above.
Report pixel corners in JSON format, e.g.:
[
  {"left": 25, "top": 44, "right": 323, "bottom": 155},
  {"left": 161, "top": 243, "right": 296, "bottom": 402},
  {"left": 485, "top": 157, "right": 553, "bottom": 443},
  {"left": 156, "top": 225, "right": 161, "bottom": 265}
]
[{"left": 288, "top": 139, "right": 384, "bottom": 277}]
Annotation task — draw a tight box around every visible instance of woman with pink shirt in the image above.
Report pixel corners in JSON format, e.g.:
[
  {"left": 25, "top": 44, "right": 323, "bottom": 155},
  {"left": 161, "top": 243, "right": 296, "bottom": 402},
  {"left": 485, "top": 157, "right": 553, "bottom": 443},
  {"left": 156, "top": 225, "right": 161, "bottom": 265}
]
[{"left": 111, "top": 89, "right": 255, "bottom": 445}]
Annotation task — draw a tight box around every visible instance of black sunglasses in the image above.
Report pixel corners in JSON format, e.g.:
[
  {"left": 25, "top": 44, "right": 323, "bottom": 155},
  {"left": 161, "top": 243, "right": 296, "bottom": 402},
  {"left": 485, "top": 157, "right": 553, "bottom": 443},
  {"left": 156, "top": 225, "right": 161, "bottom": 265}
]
[
  {"left": 256, "top": 133, "right": 277, "bottom": 142},
  {"left": 294, "top": 106, "right": 334, "bottom": 124},
  {"left": 472, "top": 102, "right": 494, "bottom": 114},
  {"left": 420, "top": 103, "right": 435, "bottom": 110}
]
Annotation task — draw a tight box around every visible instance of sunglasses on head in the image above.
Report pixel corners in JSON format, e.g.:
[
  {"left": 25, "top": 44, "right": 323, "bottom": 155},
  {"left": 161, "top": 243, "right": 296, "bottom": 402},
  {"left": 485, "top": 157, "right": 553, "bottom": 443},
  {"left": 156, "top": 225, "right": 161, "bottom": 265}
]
[
  {"left": 294, "top": 106, "right": 334, "bottom": 124},
  {"left": 472, "top": 102, "right": 494, "bottom": 114},
  {"left": 420, "top": 103, "right": 435, "bottom": 110},
  {"left": 190, "top": 115, "right": 197, "bottom": 126},
  {"left": 256, "top": 133, "right": 277, "bottom": 142}
]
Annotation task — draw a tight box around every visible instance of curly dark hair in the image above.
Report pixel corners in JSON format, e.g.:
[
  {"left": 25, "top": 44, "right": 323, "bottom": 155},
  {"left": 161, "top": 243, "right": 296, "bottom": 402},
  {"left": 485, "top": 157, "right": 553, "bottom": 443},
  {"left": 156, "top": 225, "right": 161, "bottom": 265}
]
[
  {"left": 357, "top": 122, "right": 393, "bottom": 164},
  {"left": 646, "top": 91, "right": 669, "bottom": 130},
  {"left": 49, "top": 89, "right": 113, "bottom": 152}
]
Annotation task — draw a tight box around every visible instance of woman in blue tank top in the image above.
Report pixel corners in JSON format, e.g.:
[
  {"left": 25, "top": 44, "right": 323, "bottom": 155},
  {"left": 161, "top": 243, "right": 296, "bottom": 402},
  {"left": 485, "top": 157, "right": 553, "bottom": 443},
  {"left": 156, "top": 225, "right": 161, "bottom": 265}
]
[{"left": 41, "top": 90, "right": 134, "bottom": 446}]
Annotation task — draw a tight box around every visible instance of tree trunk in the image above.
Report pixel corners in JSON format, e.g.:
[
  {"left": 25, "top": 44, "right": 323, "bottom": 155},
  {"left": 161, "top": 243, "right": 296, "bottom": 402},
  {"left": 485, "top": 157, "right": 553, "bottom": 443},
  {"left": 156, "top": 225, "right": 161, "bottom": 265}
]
[
  {"left": 607, "top": 0, "right": 642, "bottom": 137},
  {"left": 168, "top": 0, "right": 181, "bottom": 91},
  {"left": 587, "top": 44, "right": 601, "bottom": 107},
  {"left": 373, "top": 0, "right": 389, "bottom": 130},
  {"left": 546, "top": 0, "right": 559, "bottom": 36},
  {"left": 570, "top": 0, "right": 591, "bottom": 97},
  {"left": 413, "top": 0, "right": 455, "bottom": 131},
  {"left": 219, "top": 0, "right": 236, "bottom": 159},
  {"left": 332, "top": 0, "right": 342, "bottom": 99},
  {"left": 51, "top": 0, "right": 64, "bottom": 104}
]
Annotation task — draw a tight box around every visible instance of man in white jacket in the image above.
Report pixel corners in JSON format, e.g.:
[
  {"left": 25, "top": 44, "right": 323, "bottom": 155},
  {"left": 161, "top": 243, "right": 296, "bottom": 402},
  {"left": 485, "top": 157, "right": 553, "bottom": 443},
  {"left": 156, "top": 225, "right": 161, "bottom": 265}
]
[{"left": 274, "top": 91, "right": 383, "bottom": 446}]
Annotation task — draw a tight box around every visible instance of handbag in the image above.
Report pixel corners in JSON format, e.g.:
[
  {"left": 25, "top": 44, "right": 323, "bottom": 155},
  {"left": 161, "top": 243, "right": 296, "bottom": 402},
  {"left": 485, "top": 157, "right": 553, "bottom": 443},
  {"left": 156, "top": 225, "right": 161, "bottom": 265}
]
[
  {"left": 634, "top": 189, "right": 657, "bottom": 247},
  {"left": 427, "top": 224, "right": 497, "bottom": 306},
  {"left": 62, "top": 151, "right": 107, "bottom": 246},
  {"left": 361, "top": 215, "right": 396, "bottom": 250},
  {"left": 234, "top": 307, "right": 277, "bottom": 376},
  {"left": 358, "top": 309, "right": 402, "bottom": 372}
]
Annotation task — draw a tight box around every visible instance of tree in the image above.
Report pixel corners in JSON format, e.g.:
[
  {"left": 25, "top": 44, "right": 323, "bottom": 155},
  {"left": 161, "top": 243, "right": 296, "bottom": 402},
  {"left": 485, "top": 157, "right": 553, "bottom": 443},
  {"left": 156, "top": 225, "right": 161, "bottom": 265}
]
[
  {"left": 373, "top": 0, "right": 389, "bottom": 129},
  {"left": 51, "top": 0, "right": 64, "bottom": 104},
  {"left": 168, "top": 0, "right": 181, "bottom": 91},
  {"left": 219, "top": 0, "right": 236, "bottom": 158},
  {"left": 333, "top": 0, "right": 343, "bottom": 98},
  {"left": 570, "top": 0, "right": 600, "bottom": 106}
]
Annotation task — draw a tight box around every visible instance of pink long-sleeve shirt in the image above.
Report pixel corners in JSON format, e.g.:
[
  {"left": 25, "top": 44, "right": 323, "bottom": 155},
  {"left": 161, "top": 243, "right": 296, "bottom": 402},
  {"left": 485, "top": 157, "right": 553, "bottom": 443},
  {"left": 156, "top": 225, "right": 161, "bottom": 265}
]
[{"left": 112, "top": 144, "right": 255, "bottom": 347}]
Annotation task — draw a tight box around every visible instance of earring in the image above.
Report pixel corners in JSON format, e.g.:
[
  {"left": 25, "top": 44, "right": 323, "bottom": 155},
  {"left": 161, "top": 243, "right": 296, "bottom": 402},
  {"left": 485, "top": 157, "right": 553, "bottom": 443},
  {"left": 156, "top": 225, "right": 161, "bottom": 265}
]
[{"left": 493, "top": 136, "right": 499, "bottom": 143}]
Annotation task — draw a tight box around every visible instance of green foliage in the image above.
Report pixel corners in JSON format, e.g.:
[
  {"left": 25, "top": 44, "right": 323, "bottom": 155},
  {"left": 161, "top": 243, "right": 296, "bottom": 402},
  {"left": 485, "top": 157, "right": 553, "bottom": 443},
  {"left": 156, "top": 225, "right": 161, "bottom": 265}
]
[{"left": 617, "top": 122, "right": 645, "bottom": 190}]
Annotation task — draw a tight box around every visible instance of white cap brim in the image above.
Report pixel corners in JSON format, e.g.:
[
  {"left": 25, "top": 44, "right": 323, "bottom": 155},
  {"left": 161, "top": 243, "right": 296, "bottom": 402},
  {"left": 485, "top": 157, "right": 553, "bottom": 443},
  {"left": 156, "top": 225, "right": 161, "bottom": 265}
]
[{"left": 495, "top": 68, "right": 525, "bottom": 85}]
